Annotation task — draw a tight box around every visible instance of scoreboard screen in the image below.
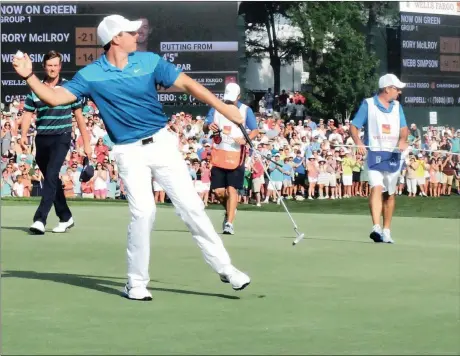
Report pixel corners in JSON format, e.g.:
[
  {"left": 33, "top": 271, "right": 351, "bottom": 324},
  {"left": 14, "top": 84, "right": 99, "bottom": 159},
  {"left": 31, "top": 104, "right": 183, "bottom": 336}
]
[
  {"left": 399, "top": 1, "right": 460, "bottom": 107},
  {"left": 0, "top": 1, "right": 239, "bottom": 105}
]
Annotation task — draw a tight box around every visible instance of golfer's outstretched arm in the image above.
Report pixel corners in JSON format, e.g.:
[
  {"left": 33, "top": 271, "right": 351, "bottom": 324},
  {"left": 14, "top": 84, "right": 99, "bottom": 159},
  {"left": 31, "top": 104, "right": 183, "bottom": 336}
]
[
  {"left": 12, "top": 53, "right": 77, "bottom": 106},
  {"left": 173, "top": 73, "right": 243, "bottom": 125}
]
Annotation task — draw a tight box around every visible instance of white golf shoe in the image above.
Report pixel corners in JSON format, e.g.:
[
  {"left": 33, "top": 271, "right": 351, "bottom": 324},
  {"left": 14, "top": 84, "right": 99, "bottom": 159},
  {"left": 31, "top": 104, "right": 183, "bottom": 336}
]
[
  {"left": 219, "top": 265, "right": 251, "bottom": 291},
  {"left": 123, "top": 284, "right": 153, "bottom": 301},
  {"left": 29, "top": 221, "right": 45, "bottom": 235},
  {"left": 223, "top": 222, "right": 234, "bottom": 235},
  {"left": 382, "top": 229, "right": 395, "bottom": 244},
  {"left": 52, "top": 217, "right": 75, "bottom": 233}
]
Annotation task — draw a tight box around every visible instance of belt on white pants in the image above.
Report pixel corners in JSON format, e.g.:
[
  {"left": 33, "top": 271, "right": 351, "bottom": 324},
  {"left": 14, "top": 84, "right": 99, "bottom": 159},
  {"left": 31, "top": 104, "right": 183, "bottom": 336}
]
[{"left": 119, "top": 127, "right": 170, "bottom": 147}]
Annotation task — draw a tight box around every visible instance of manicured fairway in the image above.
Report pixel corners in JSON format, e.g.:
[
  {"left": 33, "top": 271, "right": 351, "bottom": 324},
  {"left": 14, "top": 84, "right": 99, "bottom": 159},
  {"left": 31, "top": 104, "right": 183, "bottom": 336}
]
[{"left": 1, "top": 201, "right": 459, "bottom": 354}]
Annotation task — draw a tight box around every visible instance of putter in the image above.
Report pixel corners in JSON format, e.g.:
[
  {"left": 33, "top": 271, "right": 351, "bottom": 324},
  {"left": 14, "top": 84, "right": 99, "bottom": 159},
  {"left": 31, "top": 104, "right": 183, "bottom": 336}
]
[{"left": 239, "top": 124, "right": 306, "bottom": 246}]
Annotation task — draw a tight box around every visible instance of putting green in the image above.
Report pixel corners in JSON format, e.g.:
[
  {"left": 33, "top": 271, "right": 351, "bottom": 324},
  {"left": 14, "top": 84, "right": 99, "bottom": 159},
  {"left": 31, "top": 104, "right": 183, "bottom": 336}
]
[{"left": 2, "top": 203, "right": 459, "bottom": 354}]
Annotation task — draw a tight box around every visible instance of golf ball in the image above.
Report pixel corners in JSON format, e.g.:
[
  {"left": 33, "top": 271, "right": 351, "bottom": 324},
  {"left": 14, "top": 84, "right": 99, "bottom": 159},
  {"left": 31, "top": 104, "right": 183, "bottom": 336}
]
[{"left": 15, "top": 50, "right": 24, "bottom": 59}]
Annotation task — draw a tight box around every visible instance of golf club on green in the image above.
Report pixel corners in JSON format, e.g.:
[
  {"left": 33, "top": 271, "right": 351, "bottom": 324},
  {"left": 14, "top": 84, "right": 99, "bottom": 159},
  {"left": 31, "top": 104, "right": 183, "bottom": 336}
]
[{"left": 239, "top": 124, "right": 305, "bottom": 246}]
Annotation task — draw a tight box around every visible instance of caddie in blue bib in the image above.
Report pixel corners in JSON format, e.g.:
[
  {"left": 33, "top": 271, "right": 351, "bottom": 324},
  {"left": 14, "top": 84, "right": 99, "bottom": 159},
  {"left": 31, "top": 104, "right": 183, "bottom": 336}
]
[{"left": 367, "top": 150, "right": 401, "bottom": 173}]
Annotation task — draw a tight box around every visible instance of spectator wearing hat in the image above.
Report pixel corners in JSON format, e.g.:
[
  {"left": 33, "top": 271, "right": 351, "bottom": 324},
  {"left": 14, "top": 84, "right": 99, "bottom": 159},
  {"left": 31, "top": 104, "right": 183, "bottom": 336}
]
[
  {"left": 317, "top": 157, "right": 329, "bottom": 199},
  {"left": 198, "top": 141, "right": 212, "bottom": 161}
]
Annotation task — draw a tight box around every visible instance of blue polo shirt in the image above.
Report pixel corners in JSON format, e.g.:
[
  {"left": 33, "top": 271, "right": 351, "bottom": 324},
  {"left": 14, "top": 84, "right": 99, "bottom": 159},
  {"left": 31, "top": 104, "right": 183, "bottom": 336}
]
[
  {"left": 61, "top": 51, "right": 181, "bottom": 144},
  {"left": 293, "top": 156, "right": 305, "bottom": 174},
  {"left": 352, "top": 95, "right": 407, "bottom": 146},
  {"left": 205, "top": 101, "right": 258, "bottom": 131}
]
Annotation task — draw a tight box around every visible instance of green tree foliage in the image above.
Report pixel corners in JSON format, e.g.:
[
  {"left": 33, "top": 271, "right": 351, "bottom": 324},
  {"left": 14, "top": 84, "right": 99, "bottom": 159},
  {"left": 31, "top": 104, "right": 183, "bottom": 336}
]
[
  {"left": 290, "top": 2, "right": 380, "bottom": 121},
  {"left": 239, "top": 2, "right": 303, "bottom": 95}
]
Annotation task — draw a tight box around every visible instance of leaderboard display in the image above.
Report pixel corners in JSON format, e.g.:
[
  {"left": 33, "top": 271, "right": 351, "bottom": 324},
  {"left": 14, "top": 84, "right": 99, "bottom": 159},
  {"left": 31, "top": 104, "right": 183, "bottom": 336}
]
[
  {"left": 0, "top": 1, "right": 239, "bottom": 104},
  {"left": 399, "top": 1, "right": 460, "bottom": 107}
]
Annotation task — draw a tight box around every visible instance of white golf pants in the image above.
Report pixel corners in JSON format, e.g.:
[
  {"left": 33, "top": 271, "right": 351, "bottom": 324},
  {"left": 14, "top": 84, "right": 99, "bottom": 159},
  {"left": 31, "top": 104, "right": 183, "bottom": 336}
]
[{"left": 112, "top": 128, "right": 231, "bottom": 288}]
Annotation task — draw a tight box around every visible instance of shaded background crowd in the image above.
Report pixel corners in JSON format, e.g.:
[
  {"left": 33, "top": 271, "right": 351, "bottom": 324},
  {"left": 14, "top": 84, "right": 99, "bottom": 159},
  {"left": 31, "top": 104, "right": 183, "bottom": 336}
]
[{"left": 1, "top": 92, "right": 460, "bottom": 204}]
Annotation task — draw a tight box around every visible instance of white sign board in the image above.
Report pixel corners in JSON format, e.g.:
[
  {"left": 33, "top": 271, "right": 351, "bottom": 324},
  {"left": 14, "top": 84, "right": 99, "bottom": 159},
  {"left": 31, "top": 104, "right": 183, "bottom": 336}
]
[
  {"left": 399, "top": 1, "right": 460, "bottom": 16},
  {"left": 429, "top": 111, "right": 438, "bottom": 125}
]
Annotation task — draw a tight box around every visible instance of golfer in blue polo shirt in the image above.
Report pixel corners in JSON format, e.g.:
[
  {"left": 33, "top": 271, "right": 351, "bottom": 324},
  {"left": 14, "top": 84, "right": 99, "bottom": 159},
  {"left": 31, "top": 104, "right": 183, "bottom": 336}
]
[{"left": 13, "top": 14, "right": 251, "bottom": 301}]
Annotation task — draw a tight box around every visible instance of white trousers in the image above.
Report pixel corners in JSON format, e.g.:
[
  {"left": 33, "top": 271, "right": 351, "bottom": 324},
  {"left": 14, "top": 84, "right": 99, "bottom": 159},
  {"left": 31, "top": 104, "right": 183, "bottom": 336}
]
[
  {"left": 407, "top": 178, "right": 417, "bottom": 194},
  {"left": 112, "top": 128, "right": 231, "bottom": 288}
]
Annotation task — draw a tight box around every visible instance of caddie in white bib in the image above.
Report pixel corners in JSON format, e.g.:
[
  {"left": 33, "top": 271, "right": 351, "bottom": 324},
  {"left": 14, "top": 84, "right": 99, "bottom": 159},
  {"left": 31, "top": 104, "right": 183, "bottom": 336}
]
[{"left": 349, "top": 73, "right": 409, "bottom": 244}]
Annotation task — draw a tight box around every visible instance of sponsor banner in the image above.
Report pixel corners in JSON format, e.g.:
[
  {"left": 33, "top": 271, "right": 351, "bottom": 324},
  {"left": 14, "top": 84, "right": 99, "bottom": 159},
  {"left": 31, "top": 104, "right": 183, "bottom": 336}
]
[
  {"left": 399, "top": 2, "right": 460, "bottom": 16},
  {"left": 401, "top": 76, "right": 460, "bottom": 106}
]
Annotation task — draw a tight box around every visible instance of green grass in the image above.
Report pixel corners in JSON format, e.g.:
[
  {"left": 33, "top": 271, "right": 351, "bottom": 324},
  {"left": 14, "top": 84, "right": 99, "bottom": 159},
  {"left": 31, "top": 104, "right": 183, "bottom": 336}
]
[
  {"left": 2, "top": 195, "right": 460, "bottom": 218},
  {"left": 1, "top": 202, "right": 459, "bottom": 355}
]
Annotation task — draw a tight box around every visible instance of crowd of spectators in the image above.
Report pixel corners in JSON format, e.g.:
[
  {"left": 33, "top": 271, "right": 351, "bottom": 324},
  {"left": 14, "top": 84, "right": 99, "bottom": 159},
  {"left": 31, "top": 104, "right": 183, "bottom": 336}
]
[{"left": 1, "top": 91, "right": 460, "bottom": 205}]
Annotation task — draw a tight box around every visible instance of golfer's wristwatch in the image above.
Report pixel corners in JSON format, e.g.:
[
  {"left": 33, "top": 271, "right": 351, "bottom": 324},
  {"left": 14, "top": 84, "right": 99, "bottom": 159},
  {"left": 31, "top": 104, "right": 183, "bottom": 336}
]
[{"left": 22, "top": 72, "right": 34, "bottom": 80}]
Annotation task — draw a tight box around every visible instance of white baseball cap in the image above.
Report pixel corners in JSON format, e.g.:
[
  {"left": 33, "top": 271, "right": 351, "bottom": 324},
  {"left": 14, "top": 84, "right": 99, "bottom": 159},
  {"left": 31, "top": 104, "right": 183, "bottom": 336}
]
[
  {"left": 97, "top": 15, "right": 142, "bottom": 46},
  {"left": 223, "top": 83, "right": 240, "bottom": 101},
  {"left": 378, "top": 74, "right": 406, "bottom": 89}
]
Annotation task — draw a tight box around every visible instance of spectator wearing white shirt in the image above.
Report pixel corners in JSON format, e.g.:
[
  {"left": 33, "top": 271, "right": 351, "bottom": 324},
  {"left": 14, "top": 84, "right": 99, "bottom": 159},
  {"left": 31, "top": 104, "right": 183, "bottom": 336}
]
[
  {"left": 328, "top": 127, "right": 343, "bottom": 144},
  {"left": 70, "top": 162, "right": 82, "bottom": 197},
  {"left": 13, "top": 175, "right": 24, "bottom": 197}
]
